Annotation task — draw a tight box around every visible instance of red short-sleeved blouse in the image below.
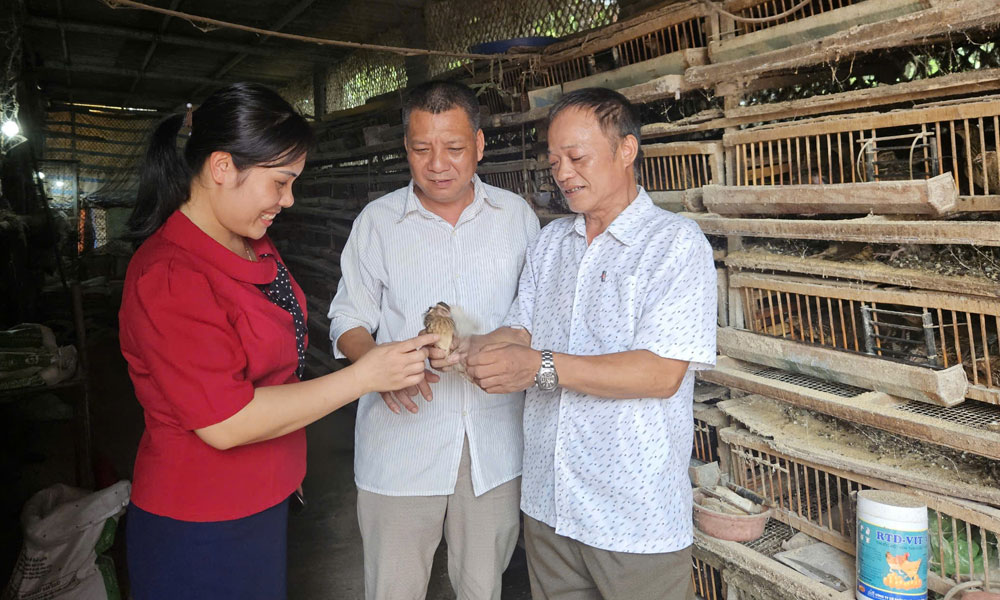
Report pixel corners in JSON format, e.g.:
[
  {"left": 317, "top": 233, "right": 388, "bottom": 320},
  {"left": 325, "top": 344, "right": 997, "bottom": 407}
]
[{"left": 119, "top": 211, "right": 308, "bottom": 522}]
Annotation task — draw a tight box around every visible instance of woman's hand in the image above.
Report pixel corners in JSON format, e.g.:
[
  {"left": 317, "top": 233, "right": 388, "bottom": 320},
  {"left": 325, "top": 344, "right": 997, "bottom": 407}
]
[{"left": 352, "top": 333, "right": 439, "bottom": 395}]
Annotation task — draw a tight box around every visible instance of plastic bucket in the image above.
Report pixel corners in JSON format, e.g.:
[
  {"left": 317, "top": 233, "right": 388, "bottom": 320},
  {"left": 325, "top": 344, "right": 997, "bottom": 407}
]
[{"left": 856, "top": 490, "right": 929, "bottom": 600}]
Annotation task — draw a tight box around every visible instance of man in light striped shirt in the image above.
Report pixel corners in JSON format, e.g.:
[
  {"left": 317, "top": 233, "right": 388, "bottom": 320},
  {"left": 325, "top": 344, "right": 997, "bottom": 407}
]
[{"left": 328, "top": 81, "right": 539, "bottom": 600}]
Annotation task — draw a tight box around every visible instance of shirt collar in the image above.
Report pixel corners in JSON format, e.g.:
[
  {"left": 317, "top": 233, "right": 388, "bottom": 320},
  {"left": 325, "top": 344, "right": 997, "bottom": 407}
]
[
  {"left": 571, "top": 187, "right": 654, "bottom": 247},
  {"left": 160, "top": 210, "right": 278, "bottom": 285},
  {"left": 398, "top": 175, "right": 501, "bottom": 223}
]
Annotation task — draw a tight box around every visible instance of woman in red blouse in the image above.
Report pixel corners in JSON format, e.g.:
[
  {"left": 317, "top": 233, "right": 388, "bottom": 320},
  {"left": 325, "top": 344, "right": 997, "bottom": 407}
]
[{"left": 118, "top": 83, "right": 437, "bottom": 599}]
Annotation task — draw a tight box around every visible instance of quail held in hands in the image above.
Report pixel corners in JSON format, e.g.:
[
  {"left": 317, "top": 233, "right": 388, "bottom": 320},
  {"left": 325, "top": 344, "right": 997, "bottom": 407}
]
[
  {"left": 422, "top": 302, "right": 475, "bottom": 381},
  {"left": 423, "top": 302, "right": 457, "bottom": 356}
]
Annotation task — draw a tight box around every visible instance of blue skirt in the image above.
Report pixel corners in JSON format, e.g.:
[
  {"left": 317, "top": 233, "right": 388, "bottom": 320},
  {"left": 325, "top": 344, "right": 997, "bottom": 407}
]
[{"left": 126, "top": 499, "right": 289, "bottom": 600}]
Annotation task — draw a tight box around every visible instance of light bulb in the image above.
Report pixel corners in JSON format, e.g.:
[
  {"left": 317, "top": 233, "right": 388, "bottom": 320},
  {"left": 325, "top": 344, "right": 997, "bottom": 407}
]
[
  {"left": 1, "top": 120, "right": 19, "bottom": 137},
  {"left": 37, "top": 172, "right": 46, "bottom": 180}
]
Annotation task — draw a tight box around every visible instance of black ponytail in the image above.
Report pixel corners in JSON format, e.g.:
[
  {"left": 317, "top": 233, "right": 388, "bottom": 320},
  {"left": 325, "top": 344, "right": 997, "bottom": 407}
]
[
  {"left": 128, "top": 82, "right": 314, "bottom": 241},
  {"left": 128, "top": 114, "right": 190, "bottom": 240}
]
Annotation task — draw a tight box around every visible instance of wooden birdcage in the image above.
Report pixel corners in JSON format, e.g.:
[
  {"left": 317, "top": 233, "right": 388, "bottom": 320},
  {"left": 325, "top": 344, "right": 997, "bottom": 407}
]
[{"left": 722, "top": 426, "right": 1000, "bottom": 596}]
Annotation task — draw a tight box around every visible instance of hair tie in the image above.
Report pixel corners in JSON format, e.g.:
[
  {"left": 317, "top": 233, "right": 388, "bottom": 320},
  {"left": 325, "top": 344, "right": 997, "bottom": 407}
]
[{"left": 182, "top": 103, "right": 194, "bottom": 134}]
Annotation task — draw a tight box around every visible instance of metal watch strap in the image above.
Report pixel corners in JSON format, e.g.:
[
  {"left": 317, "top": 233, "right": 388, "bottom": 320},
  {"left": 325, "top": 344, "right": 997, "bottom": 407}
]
[{"left": 540, "top": 349, "right": 554, "bottom": 370}]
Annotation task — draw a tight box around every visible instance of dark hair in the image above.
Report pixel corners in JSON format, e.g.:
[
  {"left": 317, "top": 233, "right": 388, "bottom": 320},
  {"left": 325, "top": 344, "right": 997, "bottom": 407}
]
[
  {"left": 128, "top": 82, "right": 313, "bottom": 240},
  {"left": 402, "top": 81, "right": 481, "bottom": 134},
  {"left": 548, "top": 87, "right": 643, "bottom": 171}
]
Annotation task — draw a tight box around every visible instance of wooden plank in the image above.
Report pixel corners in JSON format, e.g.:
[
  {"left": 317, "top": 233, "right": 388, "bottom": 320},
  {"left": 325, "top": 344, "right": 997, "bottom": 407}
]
[
  {"left": 719, "top": 396, "right": 1000, "bottom": 506},
  {"left": 723, "top": 68, "right": 1000, "bottom": 124},
  {"left": 717, "top": 327, "right": 968, "bottom": 406},
  {"left": 687, "top": 213, "right": 1000, "bottom": 247},
  {"left": 484, "top": 106, "right": 548, "bottom": 129},
  {"left": 647, "top": 190, "right": 687, "bottom": 213},
  {"left": 477, "top": 159, "right": 539, "bottom": 174},
  {"left": 563, "top": 50, "right": 691, "bottom": 94},
  {"left": 309, "top": 138, "right": 403, "bottom": 162},
  {"left": 730, "top": 271, "right": 1000, "bottom": 315},
  {"left": 708, "top": 0, "right": 930, "bottom": 64},
  {"left": 724, "top": 249, "right": 1000, "bottom": 298},
  {"left": 701, "top": 356, "right": 1000, "bottom": 460},
  {"left": 686, "top": 0, "right": 1000, "bottom": 89},
  {"left": 641, "top": 109, "right": 726, "bottom": 139},
  {"left": 644, "top": 140, "right": 723, "bottom": 157},
  {"left": 694, "top": 532, "right": 854, "bottom": 600},
  {"left": 702, "top": 173, "right": 958, "bottom": 216},
  {"left": 724, "top": 97, "right": 1000, "bottom": 146}
]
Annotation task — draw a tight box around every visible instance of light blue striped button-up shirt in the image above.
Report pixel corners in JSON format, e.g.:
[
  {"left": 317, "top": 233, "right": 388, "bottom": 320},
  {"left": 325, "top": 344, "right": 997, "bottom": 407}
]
[{"left": 329, "top": 176, "right": 540, "bottom": 496}]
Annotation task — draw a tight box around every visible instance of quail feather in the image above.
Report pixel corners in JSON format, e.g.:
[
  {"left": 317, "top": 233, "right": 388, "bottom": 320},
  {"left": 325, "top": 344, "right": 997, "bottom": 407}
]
[{"left": 423, "top": 302, "right": 456, "bottom": 355}]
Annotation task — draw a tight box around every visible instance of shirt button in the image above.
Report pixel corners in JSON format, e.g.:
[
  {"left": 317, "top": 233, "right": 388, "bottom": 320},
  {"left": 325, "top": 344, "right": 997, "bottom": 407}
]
[{"left": 462, "top": 411, "right": 468, "bottom": 416}]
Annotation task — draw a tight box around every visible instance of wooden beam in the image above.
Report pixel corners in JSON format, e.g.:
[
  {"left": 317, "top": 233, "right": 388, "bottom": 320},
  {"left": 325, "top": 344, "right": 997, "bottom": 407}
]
[
  {"left": 24, "top": 15, "right": 341, "bottom": 63},
  {"left": 640, "top": 109, "right": 726, "bottom": 140},
  {"left": 563, "top": 50, "right": 703, "bottom": 94},
  {"left": 42, "top": 60, "right": 287, "bottom": 87},
  {"left": 693, "top": 531, "right": 855, "bottom": 600},
  {"left": 723, "top": 97, "right": 1000, "bottom": 146},
  {"left": 644, "top": 141, "right": 723, "bottom": 157},
  {"left": 702, "top": 173, "right": 959, "bottom": 216},
  {"left": 720, "top": 397, "right": 1000, "bottom": 506},
  {"left": 686, "top": 213, "right": 1000, "bottom": 246},
  {"left": 686, "top": 0, "right": 1000, "bottom": 88},
  {"left": 191, "top": 0, "right": 319, "bottom": 97},
  {"left": 708, "top": 0, "right": 931, "bottom": 64},
  {"left": 717, "top": 327, "right": 968, "bottom": 406},
  {"left": 124, "top": 0, "right": 182, "bottom": 106},
  {"left": 722, "top": 68, "right": 1000, "bottom": 124},
  {"left": 724, "top": 249, "right": 1000, "bottom": 298},
  {"left": 701, "top": 356, "right": 1000, "bottom": 460},
  {"left": 730, "top": 271, "right": 1000, "bottom": 315}
]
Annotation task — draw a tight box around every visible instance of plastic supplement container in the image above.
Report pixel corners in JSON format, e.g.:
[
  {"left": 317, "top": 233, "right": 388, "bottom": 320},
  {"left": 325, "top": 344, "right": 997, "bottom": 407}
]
[{"left": 856, "top": 490, "right": 929, "bottom": 600}]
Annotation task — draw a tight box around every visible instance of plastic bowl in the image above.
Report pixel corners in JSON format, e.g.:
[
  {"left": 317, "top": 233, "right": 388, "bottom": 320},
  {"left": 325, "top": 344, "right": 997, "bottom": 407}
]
[{"left": 693, "top": 490, "right": 771, "bottom": 542}]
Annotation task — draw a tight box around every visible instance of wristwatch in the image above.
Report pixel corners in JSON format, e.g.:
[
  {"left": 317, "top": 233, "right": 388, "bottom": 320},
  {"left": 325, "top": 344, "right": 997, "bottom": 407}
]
[{"left": 534, "top": 350, "right": 559, "bottom": 391}]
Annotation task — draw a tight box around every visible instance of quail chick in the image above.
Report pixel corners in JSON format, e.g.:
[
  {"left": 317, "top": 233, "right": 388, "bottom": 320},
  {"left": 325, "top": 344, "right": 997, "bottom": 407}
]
[
  {"left": 423, "top": 302, "right": 476, "bottom": 381},
  {"left": 423, "top": 302, "right": 456, "bottom": 356}
]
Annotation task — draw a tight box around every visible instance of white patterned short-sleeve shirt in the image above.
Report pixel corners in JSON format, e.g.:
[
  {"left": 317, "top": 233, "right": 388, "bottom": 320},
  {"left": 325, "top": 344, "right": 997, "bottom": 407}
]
[{"left": 504, "top": 188, "right": 717, "bottom": 553}]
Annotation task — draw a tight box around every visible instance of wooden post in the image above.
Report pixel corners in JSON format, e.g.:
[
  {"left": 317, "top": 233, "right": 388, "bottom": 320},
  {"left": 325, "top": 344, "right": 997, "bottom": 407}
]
[
  {"left": 312, "top": 63, "right": 328, "bottom": 119},
  {"left": 726, "top": 235, "right": 744, "bottom": 330}
]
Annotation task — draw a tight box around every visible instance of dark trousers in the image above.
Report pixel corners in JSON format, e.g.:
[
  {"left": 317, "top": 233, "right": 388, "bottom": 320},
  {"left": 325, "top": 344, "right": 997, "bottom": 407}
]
[{"left": 126, "top": 499, "right": 290, "bottom": 600}]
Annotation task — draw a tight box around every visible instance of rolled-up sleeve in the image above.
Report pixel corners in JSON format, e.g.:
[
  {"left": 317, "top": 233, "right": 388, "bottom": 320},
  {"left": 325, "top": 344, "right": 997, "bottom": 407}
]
[
  {"left": 328, "top": 213, "right": 385, "bottom": 359},
  {"left": 631, "top": 224, "right": 717, "bottom": 370},
  {"left": 125, "top": 261, "right": 255, "bottom": 430}
]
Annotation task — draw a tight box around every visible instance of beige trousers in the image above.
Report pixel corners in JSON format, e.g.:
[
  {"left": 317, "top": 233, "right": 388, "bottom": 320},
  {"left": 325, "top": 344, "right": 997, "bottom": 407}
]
[
  {"left": 356, "top": 437, "right": 521, "bottom": 600},
  {"left": 524, "top": 514, "right": 696, "bottom": 600}
]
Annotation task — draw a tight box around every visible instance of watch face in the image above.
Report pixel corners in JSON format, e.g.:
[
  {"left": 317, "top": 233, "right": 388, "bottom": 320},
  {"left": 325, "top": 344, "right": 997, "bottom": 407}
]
[{"left": 537, "top": 370, "right": 558, "bottom": 391}]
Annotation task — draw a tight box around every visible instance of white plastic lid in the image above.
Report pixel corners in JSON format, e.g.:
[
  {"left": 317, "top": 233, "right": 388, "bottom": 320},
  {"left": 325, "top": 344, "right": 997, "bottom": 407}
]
[{"left": 857, "top": 490, "right": 928, "bottom": 528}]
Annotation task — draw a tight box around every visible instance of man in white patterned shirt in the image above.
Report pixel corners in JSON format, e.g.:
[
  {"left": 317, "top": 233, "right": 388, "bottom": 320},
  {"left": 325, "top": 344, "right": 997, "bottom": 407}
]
[
  {"left": 328, "top": 81, "right": 539, "bottom": 599},
  {"left": 457, "top": 88, "right": 717, "bottom": 599}
]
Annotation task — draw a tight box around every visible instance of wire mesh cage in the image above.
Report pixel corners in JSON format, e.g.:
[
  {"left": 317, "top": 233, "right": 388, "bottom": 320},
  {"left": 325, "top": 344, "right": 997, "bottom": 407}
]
[{"left": 425, "top": 0, "right": 620, "bottom": 77}]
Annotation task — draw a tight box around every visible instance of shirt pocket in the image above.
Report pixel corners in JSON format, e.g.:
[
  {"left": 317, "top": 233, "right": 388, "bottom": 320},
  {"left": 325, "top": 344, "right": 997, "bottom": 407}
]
[{"left": 581, "top": 273, "right": 639, "bottom": 353}]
